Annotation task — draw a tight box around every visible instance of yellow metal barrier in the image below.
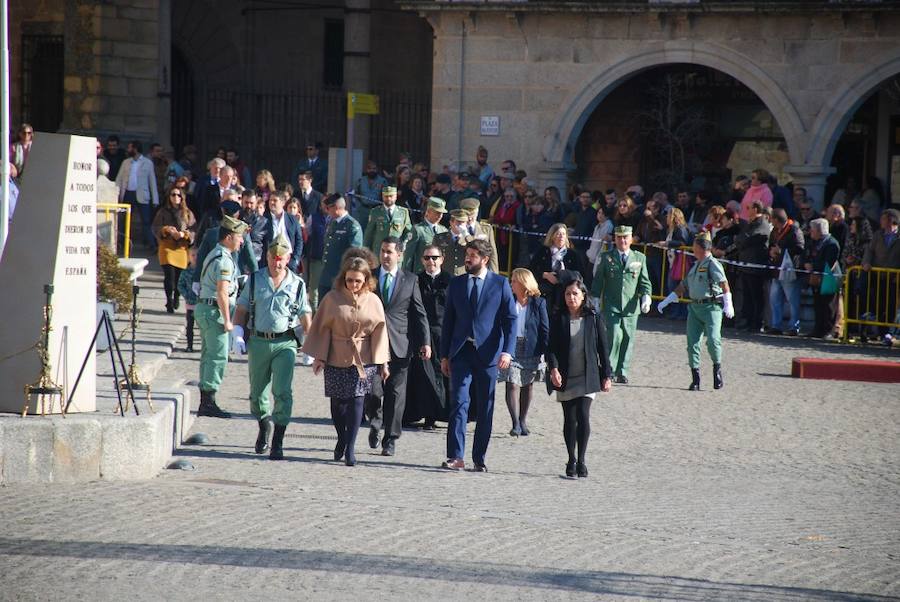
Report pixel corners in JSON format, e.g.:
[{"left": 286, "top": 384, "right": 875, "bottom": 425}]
[
  {"left": 97, "top": 202, "right": 132, "bottom": 258},
  {"left": 841, "top": 264, "right": 900, "bottom": 341}
]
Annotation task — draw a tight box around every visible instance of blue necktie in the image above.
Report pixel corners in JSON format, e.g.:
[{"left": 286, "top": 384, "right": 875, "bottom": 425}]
[{"left": 469, "top": 276, "right": 479, "bottom": 341}]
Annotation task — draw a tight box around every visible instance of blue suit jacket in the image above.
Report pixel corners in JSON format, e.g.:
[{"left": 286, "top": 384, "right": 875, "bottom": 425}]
[
  {"left": 518, "top": 296, "right": 550, "bottom": 359},
  {"left": 261, "top": 211, "right": 304, "bottom": 273},
  {"left": 441, "top": 271, "right": 517, "bottom": 365}
]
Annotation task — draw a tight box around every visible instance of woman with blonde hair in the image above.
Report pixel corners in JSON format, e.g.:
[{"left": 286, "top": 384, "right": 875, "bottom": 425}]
[
  {"left": 254, "top": 169, "right": 277, "bottom": 205},
  {"left": 660, "top": 208, "right": 693, "bottom": 319},
  {"left": 498, "top": 268, "right": 550, "bottom": 436},
  {"left": 303, "top": 256, "right": 390, "bottom": 466},
  {"left": 528, "top": 223, "right": 591, "bottom": 312}
]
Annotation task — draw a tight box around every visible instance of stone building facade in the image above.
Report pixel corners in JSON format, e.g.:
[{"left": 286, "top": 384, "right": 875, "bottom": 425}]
[{"left": 405, "top": 1, "right": 900, "bottom": 208}]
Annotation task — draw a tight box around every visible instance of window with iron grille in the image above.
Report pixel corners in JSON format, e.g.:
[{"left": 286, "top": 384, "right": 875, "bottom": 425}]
[{"left": 22, "top": 34, "right": 64, "bottom": 132}]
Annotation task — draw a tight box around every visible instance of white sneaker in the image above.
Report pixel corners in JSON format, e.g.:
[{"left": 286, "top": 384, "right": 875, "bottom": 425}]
[{"left": 298, "top": 352, "right": 314, "bottom": 366}]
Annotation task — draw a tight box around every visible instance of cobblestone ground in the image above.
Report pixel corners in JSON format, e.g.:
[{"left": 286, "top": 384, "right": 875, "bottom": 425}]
[{"left": 2, "top": 316, "right": 899, "bottom": 600}]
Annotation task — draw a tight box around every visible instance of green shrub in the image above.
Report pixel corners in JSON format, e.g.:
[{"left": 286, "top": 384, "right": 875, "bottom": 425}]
[{"left": 97, "top": 243, "right": 132, "bottom": 312}]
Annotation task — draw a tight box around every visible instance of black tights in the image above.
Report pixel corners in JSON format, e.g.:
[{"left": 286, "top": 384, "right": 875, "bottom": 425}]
[
  {"left": 560, "top": 396, "right": 592, "bottom": 463},
  {"left": 162, "top": 264, "right": 182, "bottom": 307},
  {"left": 505, "top": 383, "right": 533, "bottom": 430},
  {"left": 185, "top": 309, "right": 195, "bottom": 348},
  {"left": 331, "top": 396, "right": 364, "bottom": 462}
]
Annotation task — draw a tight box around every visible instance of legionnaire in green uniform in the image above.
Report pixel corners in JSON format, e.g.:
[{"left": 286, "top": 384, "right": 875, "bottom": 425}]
[
  {"left": 433, "top": 209, "right": 472, "bottom": 276},
  {"left": 658, "top": 231, "right": 734, "bottom": 390},
  {"left": 363, "top": 185, "right": 412, "bottom": 254},
  {"left": 590, "top": 225, "right": 652, "bottom": 383},
  {"left": 459, "top": 197, "right": 500, "bottom": 273},
  {"left": 232, "top": 235, "right": 313, "bottom": 460},
  {"left": 403, "top": 197, "right": 448, "bottom": 273},
  {"left": 319, "top": 194, "right": 363, "bottom": 301},
  {"left": 195, "top": 214, "right": 249, "bottom": 418}
]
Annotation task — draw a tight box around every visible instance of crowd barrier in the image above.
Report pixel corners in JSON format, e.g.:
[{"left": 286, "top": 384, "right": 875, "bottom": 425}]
[
  {"left": 97, "top": 202, "right": 132, "bottom": 258},
  {"left": 841, "top": 265, "right": 900, "bottom": 342}
]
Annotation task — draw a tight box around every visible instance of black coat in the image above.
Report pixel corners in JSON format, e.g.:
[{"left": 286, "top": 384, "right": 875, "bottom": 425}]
[
  {"left": 374, "top": 268, "right": 430, "bottom": 360},
  {"left": 405, "top": 271, "right": 452, "bottom": 424},
  {"left": 529, "top": 246, "right": 592, "bottom": 302},
  {"left": 545, "top": 307, "right": 612, "bottom": 395}
]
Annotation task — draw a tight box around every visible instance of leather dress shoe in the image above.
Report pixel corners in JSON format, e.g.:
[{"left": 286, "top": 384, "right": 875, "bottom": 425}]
[
  {"left": 381, "top": 440, "right": 395, "bottom": 456},
  {"left": 368, "top": 427, "right": 379, "bottom": 449},
  {"left": 441, "top": 458, "right": 465, "bottom": 471},
  {"left": 473, "top": 464, "right": 487, "bottom": 472},
  {"left": 614, "top": 375, "right": 628, "bottom": 384},
  {"left": 565, "top": 461, "right": 576, "bottom": 478},
  {"left": 576, "top": 462, "right": 588, "bottom": 478}
]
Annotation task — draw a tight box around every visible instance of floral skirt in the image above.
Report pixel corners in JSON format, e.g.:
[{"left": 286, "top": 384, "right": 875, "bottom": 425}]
[
  {"left": 324, "top": 364, "right": 378, "bottom": 399},
  {"left": 498, "top": 337, "right": 545, "bottom": 386}
]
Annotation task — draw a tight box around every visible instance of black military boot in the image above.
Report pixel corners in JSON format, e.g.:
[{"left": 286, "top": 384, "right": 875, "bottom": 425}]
[
  {"left": 269, "top": 424, "right": 287, "bottom": 460},
  {"left": 198, "top": 390, "right": 232, "bottom": 418},
  {"left": 713, "top": 363, "right": 724, "bottom": 390},
  {"left": 255, "top": 417, "right": 273, "bottom": 454},
  {"left": 689, "top": 369, "right": 701, "bottom": 391}
]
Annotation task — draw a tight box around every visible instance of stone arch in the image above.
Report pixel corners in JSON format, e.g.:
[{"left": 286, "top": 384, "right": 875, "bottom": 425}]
[
  {"left": 806, "top": 47, "right": 900, "bottom": 167},
  {"left": 542, "top": 41, "right": 807, "bottom": 168}
]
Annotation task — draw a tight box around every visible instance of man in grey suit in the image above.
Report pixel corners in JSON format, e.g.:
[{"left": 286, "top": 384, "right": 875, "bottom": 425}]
[
  {"left": 367, "top": 236, "right": 431, "bottom": 457},
  {"left": 115, "top": 140, "right": 159, "bottom": 250}
]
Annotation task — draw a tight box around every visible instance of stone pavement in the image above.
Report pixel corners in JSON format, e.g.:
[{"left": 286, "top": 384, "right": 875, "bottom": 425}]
[{"left": 1, "top": 314, "right": 899, "bottom": 600}]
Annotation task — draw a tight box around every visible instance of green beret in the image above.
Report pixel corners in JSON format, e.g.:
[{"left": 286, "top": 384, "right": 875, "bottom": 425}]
[
  {"left": 268, "top": 234, "right": 291, "bottom": 256},
  {"left": 382, "top": 186, "right": 397, "bottom": 196},
  {"left": 614, "top": 225, "right": 632, "bottom": 236},
  {"left": 449, "top": 209, "right": 468, "bottom": 221},
  {"left": 426, "top": 197, "right": 447, "bottom": 213},
  {"left": 220, "top": 215, "right": 249, "bottom": 235}
]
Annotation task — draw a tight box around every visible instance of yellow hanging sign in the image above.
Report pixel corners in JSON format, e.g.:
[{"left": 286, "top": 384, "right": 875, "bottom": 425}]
[{"left": 348, "top": 92, "right": 380, "bottom": 118}]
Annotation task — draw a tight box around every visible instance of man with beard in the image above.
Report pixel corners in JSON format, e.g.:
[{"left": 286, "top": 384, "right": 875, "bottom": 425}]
[{"left": 115, "top": 140, "right": 159, "bottom": 250}]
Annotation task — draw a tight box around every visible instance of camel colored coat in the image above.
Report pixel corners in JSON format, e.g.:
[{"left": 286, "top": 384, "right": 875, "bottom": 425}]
[{"left": 302, "top": 287, "right": 390, "bottom": 376}]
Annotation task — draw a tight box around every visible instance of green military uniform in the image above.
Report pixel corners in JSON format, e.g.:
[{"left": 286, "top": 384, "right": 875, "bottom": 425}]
[
  {"left": 433, "top": 226, "right": 470, "bottom": 276},
  {"left": 237, "top": 264, "right": 311, "bottom": 426},
  {"left": 459, "top": 198, "right": 500, "bottom": 273},
  {"left": 684, "top": 255, "right": 727, "bottom": 369},
  {"left": 591, "top": 246, "right": 652, "bottom": 379},
  {"left": 196, "top": 237, "right": 241, "bottom": 394},
  {"left": 403, "top": 198, "right": 449, "bottom": 272},
  {"left": 319, "top": 213, "right": 363, "bottom": 299},
  {"left": 363, "top": 204, "right": 412, "bottom": 254}
]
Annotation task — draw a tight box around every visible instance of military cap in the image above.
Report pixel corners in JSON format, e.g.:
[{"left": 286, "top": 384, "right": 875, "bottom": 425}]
[
  {"left": 426, "top": 197, "right": 447, "bottom": 213},
  {"left": 268, "top": 234, "right": 291, "bottom": 256},
  {"left": 220, "top": 214, "right": 249, "bottom": 235},
  {"left": 614, "top": 225, "right": 632, "bottom": 236},
  {"left": 382, "top": 186, "right": 397, "bottom": 196},
  {"left": 220, "top": 200, "right": 242, "bottom": 217},
  {"left": 459, "top": 197, "right": 480, "bottom": 214},
  {"left": 694, "top": 230, "right": 713, "bottom": 249},
  {"left": 449, "top": 209, "right": 468, "bottom": 221}
]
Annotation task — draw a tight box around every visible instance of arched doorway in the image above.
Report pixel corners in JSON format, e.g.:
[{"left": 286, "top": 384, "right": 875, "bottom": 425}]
[
  {"left": 574, "top": 64, "right": 788, "bottom": 198},
  {"left": 171, "top": 45, "right": 195, "bottom": 159}
]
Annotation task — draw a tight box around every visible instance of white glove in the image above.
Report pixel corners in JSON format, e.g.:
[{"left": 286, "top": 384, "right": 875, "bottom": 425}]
[
  {"left": 231, "top": 324, "right": 247, "bottom": 355},
  {"left": 722, "top": 292, "right": 735, "bottom": 319},
  {"left": 640, "top": 294, "right": 651, "bottom": 314},
  {"left": 657, "top": 292, "right": 678, "bottom": 313},
  {"left": 191, "top": 282, "right": 201, "bottom": 296}
]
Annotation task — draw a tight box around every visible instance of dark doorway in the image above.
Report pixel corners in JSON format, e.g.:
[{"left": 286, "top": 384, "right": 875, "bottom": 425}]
[
  {"left": 171, "top": 46, "right": 195, "bottom": 159},
  {"left": 323, "top": 19, "right": 344, "bottom": 88},
  {"left": 21, "top": 35, "right": 64, "bottom": 132}
]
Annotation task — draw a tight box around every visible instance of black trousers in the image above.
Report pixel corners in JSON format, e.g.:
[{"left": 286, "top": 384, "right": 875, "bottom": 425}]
[
  {"left": 162, "top": 264, "right": 182, "bottom": 305},
  {"left": 812, "top": 292, "right": 836, "bottom": 337},
  {"left": 185, "top": 309, "right": 195, "bottom": 348},
  {"left": 366, "top": 357, "right": 410, "bottom": 444},
  {"left": 740, "top": 271, "right": 766, "bottom": 330}
]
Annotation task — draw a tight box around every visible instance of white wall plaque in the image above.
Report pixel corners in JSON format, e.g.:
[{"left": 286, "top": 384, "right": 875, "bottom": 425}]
[{"left": 480, "top": 115, "right": 500, "bottom": 137}]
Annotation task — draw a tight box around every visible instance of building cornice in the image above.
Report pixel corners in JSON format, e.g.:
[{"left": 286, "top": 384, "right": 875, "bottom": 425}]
[{"left": 400, "top": 1, "right": 900, "bottom": 15}]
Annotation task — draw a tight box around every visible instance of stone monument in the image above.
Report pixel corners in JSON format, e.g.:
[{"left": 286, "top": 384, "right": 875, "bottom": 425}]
[{"left": 0, "top": 133, "right": 97, "bottom": 414}]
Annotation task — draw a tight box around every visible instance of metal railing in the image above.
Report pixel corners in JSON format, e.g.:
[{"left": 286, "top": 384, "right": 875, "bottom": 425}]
[
  {"left": 841, "top": 265, "right": 900, "bottom": 341},
  {"left": 97, "top": 203, "right": 132, "bottom": 258}
]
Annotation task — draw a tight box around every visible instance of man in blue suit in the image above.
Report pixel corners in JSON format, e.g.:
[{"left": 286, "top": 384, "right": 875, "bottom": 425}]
[
  {"left": 261, "top": 190, "right": 304, "bottom": 273},
  {"left": 440, "top": 239, "right": 517, "bottom": 472}
]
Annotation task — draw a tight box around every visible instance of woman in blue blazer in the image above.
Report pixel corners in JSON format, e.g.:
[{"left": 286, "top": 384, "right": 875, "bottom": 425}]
[{"left": 498, "top": 268, "right": 550, "bottom": 436}]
